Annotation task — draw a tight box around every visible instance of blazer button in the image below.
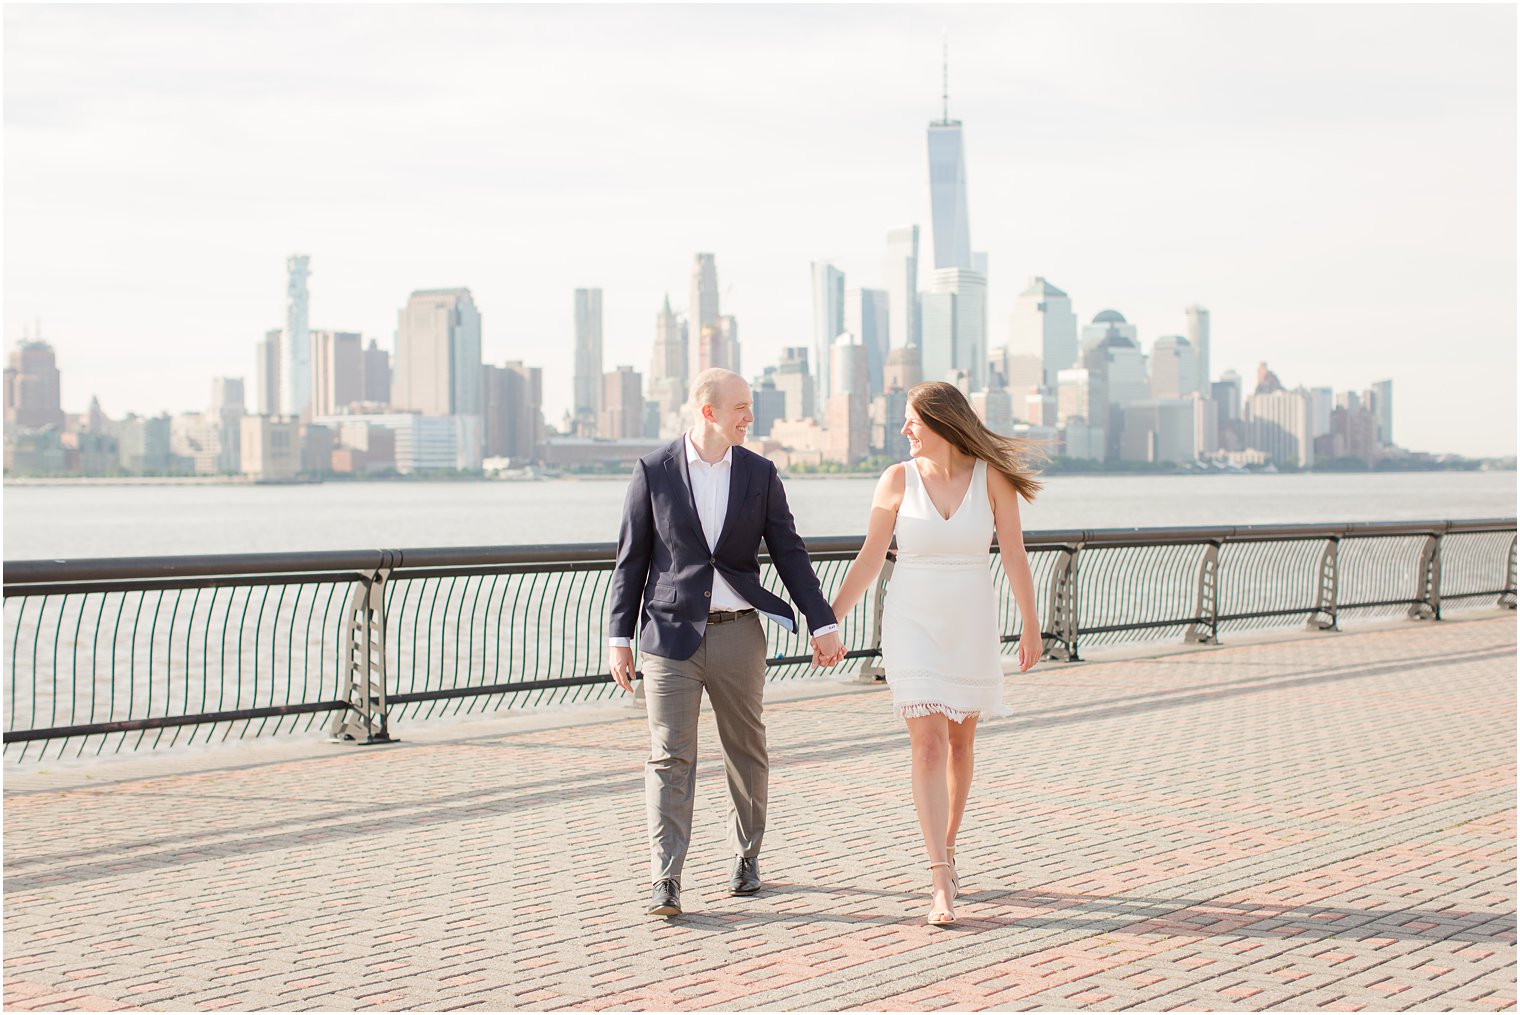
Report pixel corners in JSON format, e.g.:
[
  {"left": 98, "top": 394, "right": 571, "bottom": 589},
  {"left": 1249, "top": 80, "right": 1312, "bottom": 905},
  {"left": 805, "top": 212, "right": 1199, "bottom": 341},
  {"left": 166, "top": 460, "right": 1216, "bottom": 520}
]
[
  {"left": 709, "top": 556, "right": 715, "bottom": 565},
  {"left": 704, "top": 591, "right": 711, "bottom": 597}
]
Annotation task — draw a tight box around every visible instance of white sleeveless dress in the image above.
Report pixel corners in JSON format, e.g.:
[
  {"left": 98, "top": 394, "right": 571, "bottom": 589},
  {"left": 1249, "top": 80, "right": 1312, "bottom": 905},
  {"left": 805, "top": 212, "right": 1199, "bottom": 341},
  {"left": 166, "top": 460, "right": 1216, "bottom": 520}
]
[{"left": 881, "top": 457, "right": 1011, "bottom": 723}]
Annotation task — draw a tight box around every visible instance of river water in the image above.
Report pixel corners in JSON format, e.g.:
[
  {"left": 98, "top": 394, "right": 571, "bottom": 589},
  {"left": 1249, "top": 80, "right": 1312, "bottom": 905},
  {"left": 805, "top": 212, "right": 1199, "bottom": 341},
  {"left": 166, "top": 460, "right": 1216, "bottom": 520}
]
[{"left": 3, "top": 471, "right": 1514, "bottom": 560}]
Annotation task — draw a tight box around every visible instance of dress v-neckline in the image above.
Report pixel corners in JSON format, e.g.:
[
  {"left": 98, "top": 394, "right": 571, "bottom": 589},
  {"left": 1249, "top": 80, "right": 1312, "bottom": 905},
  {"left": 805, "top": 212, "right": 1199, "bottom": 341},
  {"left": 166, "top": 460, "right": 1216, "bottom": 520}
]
[{"left": 913, "top": 458, "right": 977, "bottom": 523}]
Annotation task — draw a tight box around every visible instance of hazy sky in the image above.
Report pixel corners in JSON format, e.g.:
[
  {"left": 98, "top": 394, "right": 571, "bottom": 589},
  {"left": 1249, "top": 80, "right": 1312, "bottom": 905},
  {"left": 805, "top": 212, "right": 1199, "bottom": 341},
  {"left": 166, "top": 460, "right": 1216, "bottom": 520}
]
[{"left": 5, "top": 4, "right": 1516, "bottom": 456}]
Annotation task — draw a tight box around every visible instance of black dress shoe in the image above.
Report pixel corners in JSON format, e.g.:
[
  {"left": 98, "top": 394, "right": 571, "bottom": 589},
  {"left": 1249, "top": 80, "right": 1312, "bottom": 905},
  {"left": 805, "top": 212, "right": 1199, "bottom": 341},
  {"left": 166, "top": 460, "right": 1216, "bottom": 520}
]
[
  {"left": 648, "top": 878, "right": 681, "bottom": 916},
  {"left": 730, "top": 856, "right": 761, "bottom": 895}
]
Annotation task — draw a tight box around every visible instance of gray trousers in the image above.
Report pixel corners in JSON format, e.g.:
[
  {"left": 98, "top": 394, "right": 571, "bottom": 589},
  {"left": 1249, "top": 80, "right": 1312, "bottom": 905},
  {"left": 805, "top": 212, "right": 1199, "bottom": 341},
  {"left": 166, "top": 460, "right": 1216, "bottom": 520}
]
[{"left": 641, "top": 612, "right": 769, "bottom": 883}]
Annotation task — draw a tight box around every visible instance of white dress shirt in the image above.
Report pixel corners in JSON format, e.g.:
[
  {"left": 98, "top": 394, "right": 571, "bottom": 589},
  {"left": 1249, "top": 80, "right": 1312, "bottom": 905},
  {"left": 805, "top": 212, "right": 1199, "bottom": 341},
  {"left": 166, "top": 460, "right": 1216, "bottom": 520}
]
[{"left": 609, "top": 433, "right": 836, "bottom": 648}]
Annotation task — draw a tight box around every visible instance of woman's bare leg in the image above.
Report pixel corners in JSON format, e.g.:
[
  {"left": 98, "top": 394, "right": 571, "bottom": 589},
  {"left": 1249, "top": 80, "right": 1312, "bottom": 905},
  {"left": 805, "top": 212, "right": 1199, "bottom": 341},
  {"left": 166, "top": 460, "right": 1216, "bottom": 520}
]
[
  {"left": 946, "top": 714, "right": 979, "bottom": 858},
  {"left": 906, "top": 713, "right": 955, "bottom": 918}
]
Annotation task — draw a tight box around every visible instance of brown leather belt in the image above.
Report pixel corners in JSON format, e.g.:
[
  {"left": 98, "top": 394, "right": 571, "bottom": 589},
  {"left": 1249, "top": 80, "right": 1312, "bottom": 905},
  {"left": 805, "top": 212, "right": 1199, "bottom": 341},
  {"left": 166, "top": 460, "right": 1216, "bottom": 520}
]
[{"left": 707, "top": 609, "right": 756, "bottom": 624}]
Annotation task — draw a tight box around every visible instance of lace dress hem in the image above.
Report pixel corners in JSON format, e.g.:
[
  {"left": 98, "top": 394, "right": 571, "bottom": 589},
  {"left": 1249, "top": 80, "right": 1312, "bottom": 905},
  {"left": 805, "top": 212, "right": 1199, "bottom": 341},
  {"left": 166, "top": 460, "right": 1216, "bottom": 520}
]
[{"left": 894, "top": 702, "right": 982, "bottom": 723}]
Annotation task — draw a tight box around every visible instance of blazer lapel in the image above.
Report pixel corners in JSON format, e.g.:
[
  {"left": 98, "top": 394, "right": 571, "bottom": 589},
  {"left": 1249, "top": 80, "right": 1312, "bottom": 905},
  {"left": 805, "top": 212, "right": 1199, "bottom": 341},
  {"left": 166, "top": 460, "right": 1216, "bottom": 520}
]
[
  {"left": 714, "top": 450, "right": 751, "bottom": 552},
  {"left": 664, "top": 442, "right": 708, "bottom": 546}
]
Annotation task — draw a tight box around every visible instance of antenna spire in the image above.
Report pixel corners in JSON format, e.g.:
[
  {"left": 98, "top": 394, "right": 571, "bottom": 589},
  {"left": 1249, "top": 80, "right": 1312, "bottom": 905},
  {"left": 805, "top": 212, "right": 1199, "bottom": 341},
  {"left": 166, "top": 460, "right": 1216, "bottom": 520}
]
[{"left": 941, "top": 30, "right": 949, "bottom": 122}]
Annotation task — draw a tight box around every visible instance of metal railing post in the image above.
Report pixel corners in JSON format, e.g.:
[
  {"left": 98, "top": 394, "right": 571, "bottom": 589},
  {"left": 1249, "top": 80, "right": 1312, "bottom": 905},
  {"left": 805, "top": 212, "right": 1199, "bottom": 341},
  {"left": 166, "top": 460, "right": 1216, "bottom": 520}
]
[
  {"left": 1185, "top": 541, "right": 1221, "bottom": 644},
  {"left": 1045, "top": 544, "right": 1080, "bottom": 662},
  {"left": 1408, "top": 533, "right": 1442, "bottom": 622},
  {"left": 854, "top": 557, "right": 893, "bottom": 683},
  {"left": 330, "top": 555, "right": 396, "bottom": 744},
  {"left": 1308, "top": 536, "right": 1340, "bottom": 631},
  {"left": 1501, "top": 534, "right": 1517, "bottom": 610}
]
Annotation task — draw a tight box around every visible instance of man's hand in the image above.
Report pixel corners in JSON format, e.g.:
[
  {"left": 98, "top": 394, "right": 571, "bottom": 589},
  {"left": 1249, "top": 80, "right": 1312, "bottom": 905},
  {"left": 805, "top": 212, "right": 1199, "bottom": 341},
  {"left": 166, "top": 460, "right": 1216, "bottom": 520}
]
[
  {"left": 610, "top": 645, "right": 637, "bottom": 691},
  {"left": 811, "top": 630, "right": 845, "bottom": 667}
]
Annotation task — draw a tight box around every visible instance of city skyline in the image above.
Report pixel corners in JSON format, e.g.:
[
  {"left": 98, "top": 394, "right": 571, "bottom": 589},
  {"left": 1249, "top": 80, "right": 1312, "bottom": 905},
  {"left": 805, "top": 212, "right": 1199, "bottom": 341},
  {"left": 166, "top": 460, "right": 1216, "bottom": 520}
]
[{"left": 4, "top": 4, "right": 1515, "bottom": 457}]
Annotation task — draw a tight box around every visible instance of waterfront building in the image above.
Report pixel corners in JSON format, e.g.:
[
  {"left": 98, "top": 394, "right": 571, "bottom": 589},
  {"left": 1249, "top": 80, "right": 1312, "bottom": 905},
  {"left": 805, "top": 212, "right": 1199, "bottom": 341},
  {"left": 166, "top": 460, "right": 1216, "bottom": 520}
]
[
  {"left": 1119, "top": 399, "right": 1197, "bottom": 463},
  {"left": 884, "top": 225, "right": 920, "bottom": 349},
  {"left": 1371, "top": 379, "right": 1393, "bottom": 446},
  {"left": 311, "top": 412, "right": 462, "bottom": 473},
  {"left": 1322, "top": 397, "right": 1382, "bottom": 463},
  {"left": 752, "top": 375, "right": 784, "bottom": 439},
  {"left": 393, "top": 287, "right": 482, "bottom": 464},
  {"left": 769, "top": 417, "right": 828, "bottom": 457},
  {"left": 1244, "top": 386, "right": 1314, "bottom": 468},
  {"left": 4, "top": 340, "right": 65, "bottom": 430},
  {"left": 573, "top": 288, "right": 603, "bottom": 431},
  {"left": 774, "top": 347, "right": 815, "bottom": 423},
  {"left": 1061, "top": 418, "right": 1104, "bottom": 461},
  {"left": 301, "top": 424, "right": 335, "bottom": 476},
  {"left": 170, "top": 412, "right": 221, "bottom": 475},
  {"left": 1191, "top": 392, "right": 1220, "bottom": 457},
  {"left": 210, "top": 377, "right": 245, "bottom": 473},
  {"left": 1185, "top": 304, "right": 1211, "bottom": 389},
  {"left": 884, "top": 345, "right": 922, "bottom": 393},
  {"left": 687, "top": 254, "right": 721, "bottom": 382},
  {"left": 921, "top": 267, "right": 987, "bottom": 390},
  {"left": 310, "top": 330, "right": 364, "bottom": 418},
  {"left": 255, "top": 329, "right": 281, "bottom": 416},
  {"left": 240, "top": 415, "right": 299, "bottom": 480},
  {"left": 539, "top": 436, "right": 666, "bottom": 470},
  {"left": 1310, "top": 386, "right": 1335, "bottom": 439},
  {"left": 811, "top": 260, "right": 845, "bottom": 408},
  {"left": 1010, "top": 278, "right": 1077, "bottom": 387},
  {"left": 1150, "top": 335, "right": 1199, "bottom": 400},
  {"left": 600, "top": 366, "right": 644, "bottom": 440},
  {"left": 329, "top": 422, "right": 396, "bottom": 475},
  {"left": 282, "top": 255, "right": 311, "bottom": 420},
  {"left": 1213, "top": 371, "right": 1242, "bottom": 423},
  {"left": 844, "top": 288, "right": 890, "bottom": 397},
  {"left": 481, "top": 361, "right": 543, "bottom": 464},
  {"left": 362, "top": 339, "right": 391, "bottom": 407}
]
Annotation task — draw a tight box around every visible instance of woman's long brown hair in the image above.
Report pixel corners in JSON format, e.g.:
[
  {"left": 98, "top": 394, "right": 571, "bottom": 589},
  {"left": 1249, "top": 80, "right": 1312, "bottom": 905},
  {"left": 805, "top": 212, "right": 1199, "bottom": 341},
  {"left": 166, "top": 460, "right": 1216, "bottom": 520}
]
[{"left": 907, "top": 381, "right": 1047, "bottom": 503}]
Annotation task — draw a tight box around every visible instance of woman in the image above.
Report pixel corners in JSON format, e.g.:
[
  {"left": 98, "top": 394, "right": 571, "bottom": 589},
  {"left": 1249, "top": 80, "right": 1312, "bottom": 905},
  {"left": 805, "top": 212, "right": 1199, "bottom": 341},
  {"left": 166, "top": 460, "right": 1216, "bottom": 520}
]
[{"left": 825, "top": 381, "right": 1044, "bottom": 926}]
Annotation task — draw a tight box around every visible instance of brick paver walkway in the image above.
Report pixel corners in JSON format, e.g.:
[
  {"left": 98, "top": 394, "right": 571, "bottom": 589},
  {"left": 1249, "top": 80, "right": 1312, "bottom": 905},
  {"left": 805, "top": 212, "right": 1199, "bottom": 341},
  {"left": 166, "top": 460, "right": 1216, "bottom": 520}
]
[{"left": 4, "top": 614, "right": 1515, "bottom": 1012}]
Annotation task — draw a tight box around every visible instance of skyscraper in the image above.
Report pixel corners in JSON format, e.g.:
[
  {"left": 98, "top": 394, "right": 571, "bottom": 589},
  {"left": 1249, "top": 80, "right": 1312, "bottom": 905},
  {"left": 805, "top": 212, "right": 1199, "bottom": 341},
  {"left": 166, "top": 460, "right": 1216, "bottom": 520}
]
[
  {"left": 921, "top": 267, "right": 987, "bottom": 389},
  {"left": 884, "top": 225, "right": 920, "bottom": 349},
  {"left": 362, "top": 339, "right": 391, "bottom": 406},
  {"left": 687, "top": 254, "right": 720, "bottom": 382},
  {"left": 310, "top": 330, "right": 364, "bottom": 417},
  {"left": 573, "top": 288, "right": 603, "bottom": 425},
  {"left": 282, "top": 255, "right": 311, "bottom": 420},
  {"left": 3, "top": 340, "right": 64, "bottom": 429},
  {"left": 844, "top": 288, "right": 890, "bottom": 397},
  {"left": 720, "top": 315, "right": 740, "bottom": 376},
  {"left": 927, "top": 43, "right": 973, "bottom": 271},
  {"left": 649, "top": 294, "right": 686, "bottom": 434},
  {"left": 1185, "top": 305, "right": 1211, "bottom": 389},
  {"left": 1150, "top": 335, "right": 1199, "bottom": 400},
  {"left": 811, "top": 260, "right": 845, "bottom": 407},
  {"left": 774, "top": 347, "right": 815, "bottom": 422},
  {"left": 1010, "top": 277, "right": 1078, "bottom": 387},
  {"left": 1371, "top": 379, "right": 1393, "bottom": 446},
  {"left": 255, "top": 329, "right": 281, "bottom": 416},
  {"left": 393, "top": 288, "right": 483, "bottom": 467},
  {"left": 600, "top": 366, "right": 644, "bottom": 440}
]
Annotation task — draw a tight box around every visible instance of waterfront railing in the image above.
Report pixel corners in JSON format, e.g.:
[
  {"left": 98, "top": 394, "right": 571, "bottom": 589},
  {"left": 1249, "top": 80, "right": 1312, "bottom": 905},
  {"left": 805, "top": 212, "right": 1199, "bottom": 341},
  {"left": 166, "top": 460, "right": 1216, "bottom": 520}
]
[{"left": 4, "top": 518, "right": 1514, "bottom": 761}]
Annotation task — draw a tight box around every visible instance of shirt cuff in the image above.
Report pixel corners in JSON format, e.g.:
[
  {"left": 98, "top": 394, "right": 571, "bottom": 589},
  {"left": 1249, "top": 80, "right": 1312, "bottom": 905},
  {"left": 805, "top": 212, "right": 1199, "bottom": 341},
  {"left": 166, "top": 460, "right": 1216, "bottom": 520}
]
[
  {"left": 608, "top": 637, "right": 632, "bottom": 648},
  {"left": 810, "top": 624, "right": 838, "bottom": 638}
]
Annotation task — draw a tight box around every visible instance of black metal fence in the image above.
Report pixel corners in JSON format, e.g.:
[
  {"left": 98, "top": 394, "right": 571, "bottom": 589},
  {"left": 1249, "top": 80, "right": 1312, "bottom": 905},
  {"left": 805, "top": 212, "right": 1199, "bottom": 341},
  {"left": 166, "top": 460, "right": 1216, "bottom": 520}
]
[{"left": 4, "top": 518, "right": 1514, "bottom": 761}]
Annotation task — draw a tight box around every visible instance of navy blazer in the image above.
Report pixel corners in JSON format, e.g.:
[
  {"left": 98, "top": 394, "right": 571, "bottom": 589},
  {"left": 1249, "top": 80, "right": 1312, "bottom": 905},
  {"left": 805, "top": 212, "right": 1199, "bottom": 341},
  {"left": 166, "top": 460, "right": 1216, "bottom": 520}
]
[{"left": 608, "top": 437, "right": 836, "bottom": 661}]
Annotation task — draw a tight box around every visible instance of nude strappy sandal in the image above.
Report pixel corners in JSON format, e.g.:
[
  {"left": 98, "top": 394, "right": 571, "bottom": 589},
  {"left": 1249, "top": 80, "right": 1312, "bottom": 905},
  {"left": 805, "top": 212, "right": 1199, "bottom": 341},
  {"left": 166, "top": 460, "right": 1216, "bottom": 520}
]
[{"left": 927, "top": 861, "right": 957, "bottom": 926}]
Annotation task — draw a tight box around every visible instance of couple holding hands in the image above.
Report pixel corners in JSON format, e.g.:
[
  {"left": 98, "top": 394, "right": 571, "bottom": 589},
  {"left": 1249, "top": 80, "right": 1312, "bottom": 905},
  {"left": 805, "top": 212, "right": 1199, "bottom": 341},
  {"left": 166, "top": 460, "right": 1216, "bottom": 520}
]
[{"left": 609, "top": 368, "right": 1043, "bottom": 926}]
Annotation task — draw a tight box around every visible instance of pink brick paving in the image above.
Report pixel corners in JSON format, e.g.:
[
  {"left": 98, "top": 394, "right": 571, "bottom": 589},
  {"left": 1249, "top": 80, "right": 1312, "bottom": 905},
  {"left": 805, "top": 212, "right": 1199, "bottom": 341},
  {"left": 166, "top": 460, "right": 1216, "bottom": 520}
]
[{"left": 4, "top": 614, "right": 1514, "bottom": 1011}]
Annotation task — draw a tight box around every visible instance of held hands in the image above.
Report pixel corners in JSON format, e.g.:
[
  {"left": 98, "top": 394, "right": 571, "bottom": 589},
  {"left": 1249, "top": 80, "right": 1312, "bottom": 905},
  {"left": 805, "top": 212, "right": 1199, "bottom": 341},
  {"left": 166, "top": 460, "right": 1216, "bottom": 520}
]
[
  {"left": 811, "top": 630, "right": 846, "bottom": 668},
  {"left": 610, "top": 645, "right": 637, "bottom": 692}
]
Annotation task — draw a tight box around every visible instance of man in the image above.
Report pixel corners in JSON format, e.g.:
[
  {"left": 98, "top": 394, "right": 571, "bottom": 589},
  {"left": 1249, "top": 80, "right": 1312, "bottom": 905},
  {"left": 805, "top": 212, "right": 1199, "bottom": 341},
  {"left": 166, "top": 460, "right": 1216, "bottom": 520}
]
[{"left": 609, "top": 368, "right": 846, "bottom": 917}]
